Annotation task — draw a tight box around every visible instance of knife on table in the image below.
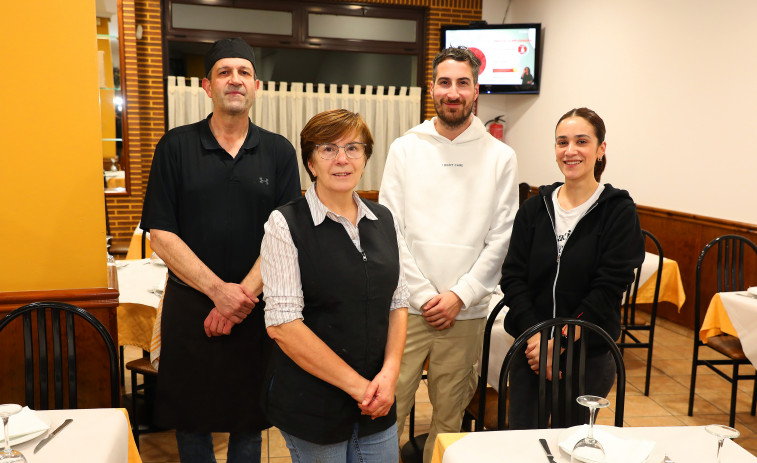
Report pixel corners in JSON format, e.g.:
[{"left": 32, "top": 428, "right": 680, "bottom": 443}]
[
  {"left": 539, "top": 438, "right": 557, "bottom": 463},
  {"left": 34, "top": 418, "right": 73, "bottom": 454}
]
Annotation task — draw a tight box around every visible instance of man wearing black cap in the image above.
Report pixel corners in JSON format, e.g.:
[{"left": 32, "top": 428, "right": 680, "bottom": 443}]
[{"left": 141, "top": 37, "right": 301, "bottom": 462}]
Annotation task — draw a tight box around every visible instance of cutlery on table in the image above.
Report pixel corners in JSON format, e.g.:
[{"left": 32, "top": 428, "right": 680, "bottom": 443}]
[
  {"left": 34, "top": 418, "right": 73, "bottom": 454},
  {"left": 539, "top": 438, "right": 557, "bottom": 463}
]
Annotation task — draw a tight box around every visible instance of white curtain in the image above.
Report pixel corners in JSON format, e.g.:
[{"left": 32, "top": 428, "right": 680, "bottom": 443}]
[{"left": 167, "top": 76, "right": 422, "bottom": 190}]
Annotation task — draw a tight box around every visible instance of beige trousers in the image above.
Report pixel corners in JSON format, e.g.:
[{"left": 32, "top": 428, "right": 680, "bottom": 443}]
[{"left": 395, "top": 314, "right": 486, "bottom": 463}]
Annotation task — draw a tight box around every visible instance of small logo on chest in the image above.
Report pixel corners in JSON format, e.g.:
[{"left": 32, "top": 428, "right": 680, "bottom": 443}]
[{"left": 259, "top": 177, "right": 269, "bottom": 185}]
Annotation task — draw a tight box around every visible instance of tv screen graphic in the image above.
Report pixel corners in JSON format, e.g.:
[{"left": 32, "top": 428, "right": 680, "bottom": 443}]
[{"left": 441, "top": 23, "right": 541, "bottom": 94}]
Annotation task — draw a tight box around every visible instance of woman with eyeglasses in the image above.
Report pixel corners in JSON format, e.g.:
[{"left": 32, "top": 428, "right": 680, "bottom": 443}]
[{"left": 260, "top": 109, "right": 409, "bottom": 462}]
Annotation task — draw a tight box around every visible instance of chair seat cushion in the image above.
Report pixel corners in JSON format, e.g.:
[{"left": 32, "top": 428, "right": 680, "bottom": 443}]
[
  {"left": 707, "top": 334, "right": 748, "bottom": 360},
  {"left": 465, "top": 386, "right": 500, "bottom": 430},
  {"left": 125, "top": 357, "right": 158, "bottom": 376}
]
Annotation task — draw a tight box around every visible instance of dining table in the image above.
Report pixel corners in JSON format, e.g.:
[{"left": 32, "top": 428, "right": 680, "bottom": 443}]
[
  {"left": 431, "top": 425, "right": 757, "bottom": 462},
  {"left": 10, "top": 408, "right": 141, "bottom": 463},
  {"left": 700, "top": 291, "right": 757, "bottom": 366},
  {"left": 116, "top": 257, "right": 167, "bottom": 367},
  {"left": 482, "top": 252, "right": 685, "bottom": 391},
  {"left": 634, "top": 251, "right": 686, "bottom": 310}
]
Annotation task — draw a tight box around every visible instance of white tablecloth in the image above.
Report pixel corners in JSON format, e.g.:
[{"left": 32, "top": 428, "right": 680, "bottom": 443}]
[
  {"left": 480, "top": 290, "right": 514, "bottom": 392},
  {"left": 13, "top": 408, "right": 129, "bottom": 463},
  {"left": 117, "top": 258, "right": 167, "bottom": 367},
  {"left": 719, "top": 291, "right": 757, "bottom": 366},
  {"left": 116, "top": 258, "right": 167, "bottom": 308},
  {"left": 434, "top": 426, "right": 756, "bottom": 463},
  {"left": 637, "top": 252, "right": 660, "bottom": 291}
]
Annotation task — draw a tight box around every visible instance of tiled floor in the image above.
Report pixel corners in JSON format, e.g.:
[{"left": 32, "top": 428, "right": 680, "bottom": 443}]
[{"left": 127, "top": 315, "right": 757, "bottom": 462}]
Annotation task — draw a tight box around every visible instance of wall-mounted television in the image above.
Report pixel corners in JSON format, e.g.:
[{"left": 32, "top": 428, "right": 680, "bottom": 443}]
[{"left": 441, "top": 23, "right": 541, "bottom": 94}]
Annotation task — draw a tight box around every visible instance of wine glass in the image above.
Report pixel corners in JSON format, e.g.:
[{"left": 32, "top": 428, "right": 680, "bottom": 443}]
[
  {"left": 0, "top": 404, "right": 27, "bottom": 462},
  {"left": 571, "top": 395, "right": 611, "bottom": 463},
  {"left": 705, "top": 424, "right": 740, "bottom": 463}
]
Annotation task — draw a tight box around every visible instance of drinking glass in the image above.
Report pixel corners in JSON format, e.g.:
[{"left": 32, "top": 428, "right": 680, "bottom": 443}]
[
  {"left": 705, "top": 424, "right": 740, "bottom": 463},
  {"left": 0, "top": 404, "right": 27, "bottom": 462},
  {"left": 571, "top": 395, "right": 611, "bottom": 463}
]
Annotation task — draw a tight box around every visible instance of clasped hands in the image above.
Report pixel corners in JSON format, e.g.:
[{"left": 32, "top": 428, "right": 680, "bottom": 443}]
[
  {"left": 203, "top": 282, "right": 257, "bottom": 337},
  {"left": 421, "top": 291, "right": 463, "bottom": 331},
  {"left": 525, "top": 332, "right": 566, "bottom": 381},
  {"left": 355, "top": 369, "right": 397, "bottom": 420}
]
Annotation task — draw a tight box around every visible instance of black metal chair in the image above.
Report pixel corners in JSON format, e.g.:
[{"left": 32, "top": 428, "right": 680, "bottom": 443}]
[
  {"left": 400, "top": 358, "right": 429, "bottom": 463},
  {"left": 464, "top": 298, "right": 507, "bottom": 431},
  {"left": 497, "top": 318, "right": 626, "bottom": 429},
  {"left": 140, "top": 227, "right": 149, "bottom": 259},
  {"left": 0, "top": 301, "right": 119, "bottom": 409},
  {"left": 688, "top": 234, "right": 757, "bottom": 428},
  {"left": 618, "top": 229, "right": 663, "bottom": 396},
  {"left": 518, "top": 182, "right": 531, "bottom": 206}
]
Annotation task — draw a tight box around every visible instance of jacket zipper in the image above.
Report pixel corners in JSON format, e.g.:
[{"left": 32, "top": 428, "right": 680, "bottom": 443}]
[
  {"left": 544, "top": 194, "right": 600, "bottom": 321},
  {"left": 361, "top": 248, "right": 369, "bottom": 367}
]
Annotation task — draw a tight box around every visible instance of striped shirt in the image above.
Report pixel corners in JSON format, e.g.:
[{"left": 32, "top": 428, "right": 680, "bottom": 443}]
[{"left": 262, "top": 184, "right": 410, "bottom": 327}]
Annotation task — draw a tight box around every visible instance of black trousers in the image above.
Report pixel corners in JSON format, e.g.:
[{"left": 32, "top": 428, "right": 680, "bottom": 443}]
[{"left": 507, "top": 348, "right": 616, "bottom": 430}]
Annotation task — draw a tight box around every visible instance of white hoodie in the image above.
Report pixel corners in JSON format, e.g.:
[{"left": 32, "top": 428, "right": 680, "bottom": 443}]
[{"left": 380, "top": 116, "right": 519, "bottom": 320}]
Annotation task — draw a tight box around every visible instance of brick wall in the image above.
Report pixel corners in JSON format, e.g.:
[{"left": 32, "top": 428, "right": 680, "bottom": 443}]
[
  {"left": 107, "top": 0, "right": 166, "bottom": 250},
  {"left": 107, "top": 0, "right": 481, "bottom": 248}
]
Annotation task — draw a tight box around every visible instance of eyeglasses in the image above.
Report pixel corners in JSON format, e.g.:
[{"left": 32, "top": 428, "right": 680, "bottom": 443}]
[{"left": 315, "top": 142, "right": 367, "bottom": 160}]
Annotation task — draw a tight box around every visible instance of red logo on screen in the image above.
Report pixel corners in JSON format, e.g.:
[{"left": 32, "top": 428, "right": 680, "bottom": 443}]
[
  {"left": 468, "top": 47, "right": 486, "bottom": 74},
  {"left": 518, "top": 45, "right": 528, "bottom": 54}
]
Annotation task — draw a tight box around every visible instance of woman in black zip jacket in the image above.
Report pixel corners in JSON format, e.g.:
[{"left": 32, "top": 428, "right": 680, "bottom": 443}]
[{"left": 500, "top": 107, "right": 644, "bottom": 429}]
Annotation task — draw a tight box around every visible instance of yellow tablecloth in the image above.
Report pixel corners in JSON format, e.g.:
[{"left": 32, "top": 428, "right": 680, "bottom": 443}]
[
  {"left": 431, "top": 433, "right": 467, "bottom": 463},
  {"left": 125, "top": 230, "right": 152, "bottom": 260},
  {"left": 699, "top": 293, "right": 737, "bottom": 342},
  {"left": 121, "top": 408, "right": 143, "bottom": 463},
  {"left": 116, "top": 259, "right": 166, "bottom": 369},
  {"left": 107, "top": 176, "right": 125, "bottom": 189},
  {"left": 117, "top": 303, "right": 157, "bottom": 352},
  {"left": 636, "top": 256, "right": 686, "bottom": 309}
]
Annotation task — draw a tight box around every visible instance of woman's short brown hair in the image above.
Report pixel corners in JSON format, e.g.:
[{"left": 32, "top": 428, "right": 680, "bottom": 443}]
[{"left": 300, "top": 109, "right": 374, "bottom": 182}]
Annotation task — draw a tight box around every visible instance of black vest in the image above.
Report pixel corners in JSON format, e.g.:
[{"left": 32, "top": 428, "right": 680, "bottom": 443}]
[{"left": 264, "top": 196, "right": 400, "bottom": 444}]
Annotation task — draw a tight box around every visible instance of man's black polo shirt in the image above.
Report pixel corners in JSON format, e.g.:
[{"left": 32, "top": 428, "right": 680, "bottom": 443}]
[{"left": 141, "top": 114, "right": 301, "bottom": 284}]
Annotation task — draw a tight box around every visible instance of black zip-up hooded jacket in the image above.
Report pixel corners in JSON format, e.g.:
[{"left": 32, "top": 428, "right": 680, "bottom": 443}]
[{"left": 500, "top": 182, "right": 644, "bottom": 348}]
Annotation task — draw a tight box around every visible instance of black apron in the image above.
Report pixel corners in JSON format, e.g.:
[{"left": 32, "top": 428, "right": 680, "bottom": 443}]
[{"left": 154, "top": 278, "right": 272, "bottom": 432}]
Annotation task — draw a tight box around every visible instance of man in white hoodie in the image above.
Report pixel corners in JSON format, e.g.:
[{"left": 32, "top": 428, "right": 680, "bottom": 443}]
[{"left": 379, "top": 47, "right": 518, "bottom": 462}]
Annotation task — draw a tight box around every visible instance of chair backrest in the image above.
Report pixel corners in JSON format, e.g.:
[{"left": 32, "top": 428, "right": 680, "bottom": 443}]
[
  {"left": 473, "top": 297, "right": 508, "bottom": 431},
  {"left": 518, "top": 182, "right": 530, "bottom": 206},
  {"left": 497, "top": 318, "right": 626, "bottom": 429},
  {"left": 0, "top": 301, "right": 120, "bottom": 409},
  {"left": 693, "top": 235, "right": 757, "bottom": 341},
  {"left": 622, "top": 230, "right": 663, "bottom": 328}
]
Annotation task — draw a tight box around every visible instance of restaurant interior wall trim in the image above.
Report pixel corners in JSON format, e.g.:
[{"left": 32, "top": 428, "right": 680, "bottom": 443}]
[
  {"left": 0, "top": 1, "right": 108, "bottom": 291},
  {"left": 107, "top": 0, "right": 482, "bottom": 250}
]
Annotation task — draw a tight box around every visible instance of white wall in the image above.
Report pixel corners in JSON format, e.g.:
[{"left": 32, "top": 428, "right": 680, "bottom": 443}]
[{"left": 479, "top": 0, "right": 757, "bottom": 224}]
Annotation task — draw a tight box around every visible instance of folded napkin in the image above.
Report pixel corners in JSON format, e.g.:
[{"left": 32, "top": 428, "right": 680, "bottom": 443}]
[
  {"left": 558, "top": 425, "right": 656, "bottom": 463},
  {"left": 0, "top": 407, "right": 50, "bottom": 440}
]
